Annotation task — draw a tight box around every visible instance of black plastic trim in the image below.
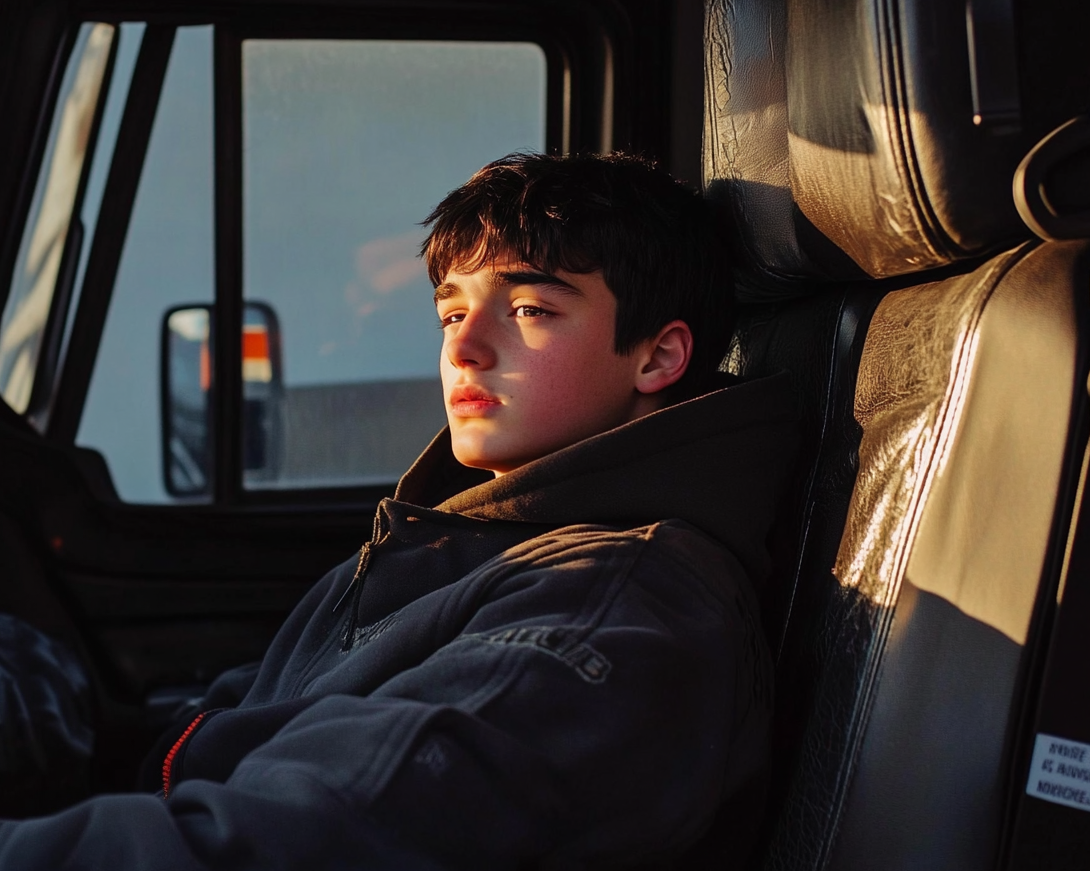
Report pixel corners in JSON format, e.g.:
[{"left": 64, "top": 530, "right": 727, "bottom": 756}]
[{"left": 212, "top": 25, "right": 243, "bottom": 505}]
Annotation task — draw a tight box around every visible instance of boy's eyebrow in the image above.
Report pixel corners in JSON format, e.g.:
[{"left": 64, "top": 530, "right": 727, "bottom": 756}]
[
  {"left": 433, "top": 270, "right": 585, "bottom": 306},
  {"left": 492, "top": 270, "right": 585, "bottom": 296},
  {"left": 433, "top": 283, "right": 462, "bottom": 305}
]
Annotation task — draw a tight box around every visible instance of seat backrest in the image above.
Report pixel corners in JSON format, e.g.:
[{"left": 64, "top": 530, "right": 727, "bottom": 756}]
[{"left": 704, "top": 0, "right": 1090, "bottom": 868}]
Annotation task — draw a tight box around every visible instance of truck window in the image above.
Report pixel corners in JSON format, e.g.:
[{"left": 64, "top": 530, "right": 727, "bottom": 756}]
[
  {"left": 240, "top": 39, "right": 546, "bottom": 490},
  {"left": 69, "top": 26, "right": 546, "bottom": 503}
]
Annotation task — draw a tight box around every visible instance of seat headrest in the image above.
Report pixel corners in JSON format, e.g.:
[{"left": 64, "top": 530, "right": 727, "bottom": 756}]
[{"left": 704, "top": 0, "right": 1090, "bottom": 297}]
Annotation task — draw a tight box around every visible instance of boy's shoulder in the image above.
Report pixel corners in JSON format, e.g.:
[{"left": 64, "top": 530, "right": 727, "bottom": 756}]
[{"left": 476, "top": 518, "right": 755, "bottom": 617}]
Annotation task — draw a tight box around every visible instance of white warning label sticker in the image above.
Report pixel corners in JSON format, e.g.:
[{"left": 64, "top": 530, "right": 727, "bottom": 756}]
[{"left": 1027, "top": 733, "right": 1090, "bottom": 812}]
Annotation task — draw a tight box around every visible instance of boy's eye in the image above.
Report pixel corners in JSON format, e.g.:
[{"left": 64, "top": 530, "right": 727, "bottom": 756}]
[
  {"left": 438, "top": 312, "right": 465, "bottom": 328},
  {"left": 514, "top": 304, "right": 548, "bottom": 318}
]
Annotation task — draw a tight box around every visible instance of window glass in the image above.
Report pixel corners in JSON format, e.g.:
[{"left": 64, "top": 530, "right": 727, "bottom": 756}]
[
  {"left": 75, "top": 31, "right": 547, "bottom": 503},
  {"left": 77, "top": 26, "right": 215, "bottom": 503},
  {"left": 0, "top": 23, "right": 114, "bottom": 414},
  {"left": 241, "top": 39, "right": 546, "bottom": 489}
]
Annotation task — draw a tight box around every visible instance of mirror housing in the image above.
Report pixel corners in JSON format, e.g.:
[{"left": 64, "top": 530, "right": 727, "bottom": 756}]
[{"left": 160, "top": 302, "right": 284, "bottom": 497}]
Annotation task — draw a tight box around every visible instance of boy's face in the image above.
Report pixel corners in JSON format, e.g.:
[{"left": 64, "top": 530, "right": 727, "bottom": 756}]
[{"left": 435, "top": 256, "right": 657, "bottom": 475}]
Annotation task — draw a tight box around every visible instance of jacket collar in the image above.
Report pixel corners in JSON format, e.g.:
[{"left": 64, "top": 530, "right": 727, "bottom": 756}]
[{"left": 395, "top": 372, "right": 798, "bottom": 580}]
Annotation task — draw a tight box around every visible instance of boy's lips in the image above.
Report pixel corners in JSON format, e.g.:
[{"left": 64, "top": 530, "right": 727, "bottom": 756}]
[{"left": 448, "top": 384, "right": 502, "bottom": 417}]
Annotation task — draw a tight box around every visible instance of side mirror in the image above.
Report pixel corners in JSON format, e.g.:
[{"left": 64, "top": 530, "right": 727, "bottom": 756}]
[{"left": 161, "top": 302, "right": 284, "bottom": 497}]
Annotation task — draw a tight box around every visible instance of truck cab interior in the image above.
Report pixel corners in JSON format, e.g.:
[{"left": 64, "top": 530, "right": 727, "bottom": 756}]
[{"left": 0, "top": 0, "right": 1088, "bottom": 868}]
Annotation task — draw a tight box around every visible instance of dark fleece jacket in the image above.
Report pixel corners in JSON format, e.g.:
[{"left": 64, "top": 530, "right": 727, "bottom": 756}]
[{"left": 0, "top": 373, "right": 796, "bottom": 871}]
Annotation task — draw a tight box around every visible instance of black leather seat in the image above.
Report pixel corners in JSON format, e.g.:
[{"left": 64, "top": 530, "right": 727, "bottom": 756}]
[{"left": 703, "top": 0, "right": 1090, "bottom": 867}]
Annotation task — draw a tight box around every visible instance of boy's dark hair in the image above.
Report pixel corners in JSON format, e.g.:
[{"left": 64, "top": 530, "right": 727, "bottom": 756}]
[{"left": 421, "top": 152, "right": 734, "bottom": 398}]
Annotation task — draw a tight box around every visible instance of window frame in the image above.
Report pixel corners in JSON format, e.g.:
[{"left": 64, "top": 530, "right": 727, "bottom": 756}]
[{"left": 36, "top": 2, "right": 617, "bottom": 508}]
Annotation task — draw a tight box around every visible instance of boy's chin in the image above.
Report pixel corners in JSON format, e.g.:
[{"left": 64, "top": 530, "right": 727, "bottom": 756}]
[
  {"left": 449, "top": 441, "right": 496, "bottom": 475},
  {"left": 449, "top": 440, "right": 528, "bottom": 477},
  {"left": 452, "top": 454, "right": 512, "bottom": 477}
]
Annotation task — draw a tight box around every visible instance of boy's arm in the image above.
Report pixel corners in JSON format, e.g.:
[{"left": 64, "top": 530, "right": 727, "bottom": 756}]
[
  {"left": 135, "top": 660, "right": 264, "bottom": 792},
  {"left": 0, "top": 523, "right": 770, "bottom": 870}
]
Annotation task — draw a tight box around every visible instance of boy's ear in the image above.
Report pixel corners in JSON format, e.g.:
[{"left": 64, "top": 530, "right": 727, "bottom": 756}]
[{"left": 634, "top": 320, "right": 693, "bottom": 396}]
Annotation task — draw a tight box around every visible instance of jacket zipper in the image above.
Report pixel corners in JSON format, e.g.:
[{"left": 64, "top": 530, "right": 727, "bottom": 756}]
[
  {"left": 161, "top": 711, "right": 208, "bottom": 799},
  {"left": 332, "top": 541, "right": 371, "bottom": 614},
  {"left": 334, "top": 502, "right": 389, "bottom": 650}
]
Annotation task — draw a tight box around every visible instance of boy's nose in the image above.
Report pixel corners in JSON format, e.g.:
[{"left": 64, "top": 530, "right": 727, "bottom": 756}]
[{"left": 445, "top": 312, "right": 497, "bottom": 370}]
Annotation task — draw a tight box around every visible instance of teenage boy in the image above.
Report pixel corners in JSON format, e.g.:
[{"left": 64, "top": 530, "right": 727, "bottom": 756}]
[{"left": 0, "top": 153, "right": 796, "bottom": 869}]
